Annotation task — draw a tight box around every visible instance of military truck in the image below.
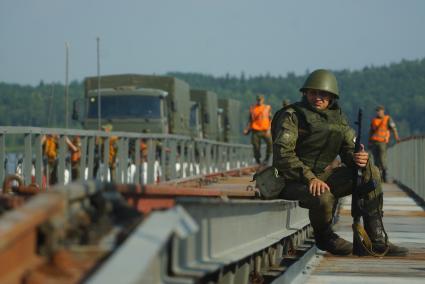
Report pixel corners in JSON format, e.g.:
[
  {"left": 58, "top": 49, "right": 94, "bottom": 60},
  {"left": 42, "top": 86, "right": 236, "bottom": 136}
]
[
  {"left": 190, "top": 89, "right": 219, "bottom": 140},
  {"left": 189, "top": 101, "right": 202, "bottom": 138},
  {"left": 81, "top": 74, "right": 191, "bottom": 135},
  {"left": 218, "top": 98, "right": 242, "bottom": 143}
]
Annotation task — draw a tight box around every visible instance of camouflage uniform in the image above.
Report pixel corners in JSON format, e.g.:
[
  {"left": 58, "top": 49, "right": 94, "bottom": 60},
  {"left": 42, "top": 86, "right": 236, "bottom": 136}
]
[
  {"left": 271, "top": 69, "right": 407, "bottom": 256},
  {"left": 251, "top": 130, "right": 272, "bottom": 164},
  {"left": 273, "top": 100, "right": 382, "bottom": 236}
]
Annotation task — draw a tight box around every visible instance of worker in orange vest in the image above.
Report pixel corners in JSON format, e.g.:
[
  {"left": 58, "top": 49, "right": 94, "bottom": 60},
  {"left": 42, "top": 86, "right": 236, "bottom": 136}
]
[
  {"left": 42, "top": 134, "right": 59, "bottom": 185},
  {"left": 243, "top": 94, "right": 273, "bottom": 165},
  {"left": 94, "top": 123, "right": 119, "bottom": 181},
  {"left": 103, "top": 124, "right": 119, "bottom": 181},
  {"left": 368, "top": 105, "right": 400, "bottom": 182},
  {"left": 42, "top": 134, "right": 77, "bottom": 185},
  {"left": 70, "top": 136, "right": 81, "bottom": 181}
]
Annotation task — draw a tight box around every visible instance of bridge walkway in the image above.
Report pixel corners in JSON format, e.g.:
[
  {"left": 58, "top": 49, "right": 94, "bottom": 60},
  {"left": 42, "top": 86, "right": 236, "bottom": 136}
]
[{"left": 300, "top": 182, "right": 425, "bottom": 284}]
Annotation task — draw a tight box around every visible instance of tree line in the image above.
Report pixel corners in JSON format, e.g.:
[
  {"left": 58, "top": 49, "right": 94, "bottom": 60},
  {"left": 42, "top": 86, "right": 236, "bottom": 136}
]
[
  {"left": 169, "top": 58, "right": 425, "bottom": 140},
  {"left": 1, "top": 58, "right": 424, "bottom": 141}
]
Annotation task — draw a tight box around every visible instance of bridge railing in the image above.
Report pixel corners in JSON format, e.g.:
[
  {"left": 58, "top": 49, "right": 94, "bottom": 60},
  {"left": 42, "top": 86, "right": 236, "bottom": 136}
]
[
  {"left": 0, "top": 126, "right": 253, "bottom": 187},
  {"left": 388, "top": 135, "right": 425, "bottom": 201}
]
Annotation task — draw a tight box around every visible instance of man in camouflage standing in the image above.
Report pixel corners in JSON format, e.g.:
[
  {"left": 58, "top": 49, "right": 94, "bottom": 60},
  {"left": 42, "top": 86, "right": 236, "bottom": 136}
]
[
  {"left": 244, "top": 94, "right": 273, "bottom": 165},
  {"left": 368, "top": 105, "right": 400, "bottom": 182},
  {"left": 271, "top": 69, "right": 407, "bottom": 256}
]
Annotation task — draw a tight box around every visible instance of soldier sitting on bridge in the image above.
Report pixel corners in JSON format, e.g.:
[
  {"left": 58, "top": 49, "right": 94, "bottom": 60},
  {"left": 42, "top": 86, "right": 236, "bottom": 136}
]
[{"left": 269, "top": 69, "right": 407, "bottom": 256}]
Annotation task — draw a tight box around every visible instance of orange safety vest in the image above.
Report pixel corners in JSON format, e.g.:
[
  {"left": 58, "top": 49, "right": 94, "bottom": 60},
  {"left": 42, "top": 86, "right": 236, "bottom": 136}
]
[
  {"left": 44, "top": 136, "right": 58, "bottom": 161},
  {"left": 107, "top": 136, "right": 118, "bottom": 165},
  {"left": 140, "top": 141, "right": 148, "bottom": 160},
  {"left": 98, "top": 136, "right": 119, "bottom": 165},
  {"left": 370, "top": 115, "right": 390, "bottom": 143},
  {"left": 71, "top": 150, "right": 81, "bottom": 163},
  {"left": 250, "top": 104, "right": 271, "bottom": 131},
  {"left": 70, "top": 137, "right": 81, "bottom": 164}
]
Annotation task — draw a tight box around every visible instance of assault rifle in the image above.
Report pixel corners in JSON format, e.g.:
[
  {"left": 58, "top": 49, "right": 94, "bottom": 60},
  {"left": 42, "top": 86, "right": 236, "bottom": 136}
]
[
  {"left": 351, "top": 108, "right": 365, "bottom": 255},
  {"left": 351, "top": 109, "right": 387, "bottom": 256},
  {"left": 351, "top": 108, "right": 369, "bottom": 255}
]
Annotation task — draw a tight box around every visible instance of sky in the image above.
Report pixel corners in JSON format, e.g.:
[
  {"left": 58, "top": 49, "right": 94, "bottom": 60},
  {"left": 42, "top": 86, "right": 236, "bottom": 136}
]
[{"left": 1, "top": 0, "right": 425, "bottom": 85}]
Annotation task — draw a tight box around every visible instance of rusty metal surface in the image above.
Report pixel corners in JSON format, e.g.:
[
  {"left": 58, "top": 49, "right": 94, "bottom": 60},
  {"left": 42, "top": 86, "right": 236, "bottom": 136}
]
[
  {"left": 120, "top": 167, "right": 258, "bottom": 214},
  {"left": 302, "top": 183, "right": 425, "bottom": 284},
  {"left": 0, "top": 181, "right": 144, "bottom": 283},
  {"left": 0, "top": 174, "right": 257, "bottom": 224},
  {"left": 120, "top": 183, "right": 256, "bottom": 197},
  {"left": 0, "top": 166, "right": 260, "bottom": 283},
  {"left": 0, "top": 193, "right": 65, "bottom": 283},
  {"left": 157, "top": 166, "right": 257, "bottom": 187}
]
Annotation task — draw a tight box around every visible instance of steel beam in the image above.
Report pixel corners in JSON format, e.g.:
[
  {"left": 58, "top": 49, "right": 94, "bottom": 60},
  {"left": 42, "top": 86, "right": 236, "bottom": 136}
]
[{"left": 89, "top": 198, "right": 309, "bottom": 283}]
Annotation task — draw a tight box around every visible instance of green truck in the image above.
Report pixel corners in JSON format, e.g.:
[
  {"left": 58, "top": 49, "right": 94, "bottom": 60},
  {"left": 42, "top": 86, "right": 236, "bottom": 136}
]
[
  {"left": 82, "top": 74, "right": 191, "bottom": 135},
  {"left": 77, "top": 74, "right": 242, "bottom": 143},
  {"left": 218, "top": 98, "right": 242, "bottom": 143},
  {"left": 190, "top": 89, "right": 219, "bottom": 140}
]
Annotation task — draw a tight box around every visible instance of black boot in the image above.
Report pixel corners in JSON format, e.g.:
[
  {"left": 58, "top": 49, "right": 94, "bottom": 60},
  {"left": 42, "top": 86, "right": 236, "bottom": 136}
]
[
  {"left": 382, "top": 169, "right": 387, "bottom": 183},
  {"left": 364, "top": 214, "right": 408, "bottom": 256},
  {"left": 315, "top": 228, "right": 352, "bottom": 255}
]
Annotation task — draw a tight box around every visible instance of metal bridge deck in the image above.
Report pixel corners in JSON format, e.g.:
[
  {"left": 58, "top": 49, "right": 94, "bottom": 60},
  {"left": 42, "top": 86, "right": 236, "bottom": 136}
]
[{"left": 301, "top": 183, "right": 425, "bottom": 284}]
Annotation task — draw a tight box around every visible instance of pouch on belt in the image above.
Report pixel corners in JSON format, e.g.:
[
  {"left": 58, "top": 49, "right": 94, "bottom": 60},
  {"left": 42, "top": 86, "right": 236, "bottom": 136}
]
[{"left": 253, "top": 166, "right": 285, "bottom": 199}]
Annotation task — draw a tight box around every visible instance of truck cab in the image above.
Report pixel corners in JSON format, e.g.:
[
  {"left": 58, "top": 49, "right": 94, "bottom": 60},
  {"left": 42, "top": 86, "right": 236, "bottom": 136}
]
[
  {"left": 81, "top": 74, "right": 192, "bottom": 135},
  {"left": 85, "top": 87, "right": 168, "bottom": 133}
]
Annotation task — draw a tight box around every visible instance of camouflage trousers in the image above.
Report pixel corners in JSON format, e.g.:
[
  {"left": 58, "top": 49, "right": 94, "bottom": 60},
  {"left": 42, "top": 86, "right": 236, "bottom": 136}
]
[
  {"left": 370, "top": 141, "right": 387, "bottom": 172},
  {"left": 279, "top": 164, "right": 382, "bottom": 234},
  {"left": 251, "top": 130, "right": 272, "bottom": 164}
]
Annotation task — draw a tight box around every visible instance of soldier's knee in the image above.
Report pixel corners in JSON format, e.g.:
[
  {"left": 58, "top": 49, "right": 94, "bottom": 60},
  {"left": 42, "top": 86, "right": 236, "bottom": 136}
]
[
  {"left": 317, "top": 191, "right": 335, "bottom": 209},
  {"left": 298, "top": 193, "right": 332, "bottom": 210}
]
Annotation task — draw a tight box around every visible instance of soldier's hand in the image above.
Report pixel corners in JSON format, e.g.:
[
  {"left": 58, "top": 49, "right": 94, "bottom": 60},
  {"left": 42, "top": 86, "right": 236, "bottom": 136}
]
[
  {"left": 309, "top": 178, "right": 330, "bottom": 196},
  {"left": 354, "top": 144, "right": 368, "bottom": 168}
]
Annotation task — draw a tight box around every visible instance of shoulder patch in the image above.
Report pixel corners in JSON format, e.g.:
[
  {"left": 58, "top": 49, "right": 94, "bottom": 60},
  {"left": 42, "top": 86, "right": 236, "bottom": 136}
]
[
  {"left": 285, "top": 107, "right": 296, "bottom": 114},
  {"left": 281, "top": 132, "right": 293, "bottom": 143}
]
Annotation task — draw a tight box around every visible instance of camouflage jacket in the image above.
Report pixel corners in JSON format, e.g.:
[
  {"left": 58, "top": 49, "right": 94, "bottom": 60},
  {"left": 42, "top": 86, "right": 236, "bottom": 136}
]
[{"left": 272, "top": 100, "right": 356, "bottom": 184}]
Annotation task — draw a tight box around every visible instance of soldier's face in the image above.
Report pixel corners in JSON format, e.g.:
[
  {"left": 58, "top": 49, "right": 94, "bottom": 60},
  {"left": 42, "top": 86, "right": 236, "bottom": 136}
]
[
  {"left": 305, "top": 90, "right": 331, "bottom": 110},
  {"left": 257, "top": 98, "right": 264, "bottom": 105},
  {"left": 376, "top": 109, "right": 385, "bottom": 117}
]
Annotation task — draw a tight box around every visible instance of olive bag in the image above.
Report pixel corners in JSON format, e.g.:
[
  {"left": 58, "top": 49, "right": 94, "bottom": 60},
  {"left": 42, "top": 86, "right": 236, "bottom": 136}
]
[{"left": 253, "top": 166, "right": 286, "bottom": 199}]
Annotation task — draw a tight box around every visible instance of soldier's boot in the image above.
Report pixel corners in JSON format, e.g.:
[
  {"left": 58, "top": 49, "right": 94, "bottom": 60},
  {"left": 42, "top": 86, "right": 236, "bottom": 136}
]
[
  {"left": 363, "top": 214, "right": 408, "bottom": 256},
  {"left": 315, "top": 228, "right": 352, "bottom": 255}
]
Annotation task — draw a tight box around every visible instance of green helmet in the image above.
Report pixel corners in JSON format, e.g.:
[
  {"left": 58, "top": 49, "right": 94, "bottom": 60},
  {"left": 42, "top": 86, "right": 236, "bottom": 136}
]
[{"left": 300, "top": 69, "right": 339, "bottom": 97}]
